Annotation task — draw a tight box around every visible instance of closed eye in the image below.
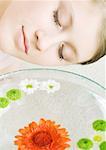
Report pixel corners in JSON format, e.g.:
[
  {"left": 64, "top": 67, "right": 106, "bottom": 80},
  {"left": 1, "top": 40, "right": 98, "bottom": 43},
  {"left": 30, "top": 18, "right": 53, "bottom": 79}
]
[
  {"left": 53, "top": 10, "right": 62, "bottom": 28},
  {"left": 58, "top": 43, "right": 64, "bottom": 60},
  {"left": 58, "top": 42, "right": 78, "bottom": 62}
]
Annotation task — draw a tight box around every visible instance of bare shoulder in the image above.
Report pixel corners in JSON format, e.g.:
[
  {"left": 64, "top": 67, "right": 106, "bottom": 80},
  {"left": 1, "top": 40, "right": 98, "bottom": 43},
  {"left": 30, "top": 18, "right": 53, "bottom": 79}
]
[{"left": 0, "top": 0, "right": 12, "bottom": 18}]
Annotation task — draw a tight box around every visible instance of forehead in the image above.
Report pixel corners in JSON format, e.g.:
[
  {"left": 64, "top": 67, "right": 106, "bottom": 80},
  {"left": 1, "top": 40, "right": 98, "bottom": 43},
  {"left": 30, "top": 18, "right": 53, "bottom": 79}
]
[{"left": 65, "top": 0, "right": 102, "bottom": 62}]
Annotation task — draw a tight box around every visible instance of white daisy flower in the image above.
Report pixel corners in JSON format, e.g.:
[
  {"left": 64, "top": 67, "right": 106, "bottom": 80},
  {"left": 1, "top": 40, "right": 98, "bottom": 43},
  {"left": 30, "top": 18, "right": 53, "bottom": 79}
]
[
  {"left": 19, "top": 79, "right": 39, "bottom": 95},
  {"left": 40, "top": 80, "right": 60, "bottom": 93}
]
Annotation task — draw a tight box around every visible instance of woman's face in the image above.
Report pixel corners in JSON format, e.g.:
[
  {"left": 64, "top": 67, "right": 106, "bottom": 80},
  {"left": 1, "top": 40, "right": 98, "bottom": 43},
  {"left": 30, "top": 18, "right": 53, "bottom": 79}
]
[{"left": 0, "top": 0, "right": 102, "bottom": 66}]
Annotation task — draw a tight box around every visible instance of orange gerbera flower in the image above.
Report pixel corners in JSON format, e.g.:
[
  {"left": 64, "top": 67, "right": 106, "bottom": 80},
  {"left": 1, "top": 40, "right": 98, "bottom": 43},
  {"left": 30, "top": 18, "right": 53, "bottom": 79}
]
[{"left": 14, "top": 118, "right": 71, "bottom": 150}]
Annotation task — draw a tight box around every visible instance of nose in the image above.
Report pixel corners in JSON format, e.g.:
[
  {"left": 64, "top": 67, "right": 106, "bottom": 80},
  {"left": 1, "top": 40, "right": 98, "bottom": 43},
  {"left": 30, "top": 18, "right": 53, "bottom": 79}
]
[{"left": 35, "top": 30, "right": 48, "bottom": 51}]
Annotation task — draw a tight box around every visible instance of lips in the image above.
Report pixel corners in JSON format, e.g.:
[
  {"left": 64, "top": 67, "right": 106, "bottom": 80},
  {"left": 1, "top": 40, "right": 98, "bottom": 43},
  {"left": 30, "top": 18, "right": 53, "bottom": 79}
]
[
  {"left": 22, "top": 25, "right": 29, "bottom": 54},
  {"left": 16, "top": 25, "right": 29, "bottom": 54}
]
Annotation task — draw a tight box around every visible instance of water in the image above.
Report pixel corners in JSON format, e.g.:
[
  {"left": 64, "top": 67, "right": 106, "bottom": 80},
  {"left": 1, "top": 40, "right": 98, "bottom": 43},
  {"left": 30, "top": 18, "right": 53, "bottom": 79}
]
[{"left": 0, "top": 70, "right": 105, "bottom": 150}]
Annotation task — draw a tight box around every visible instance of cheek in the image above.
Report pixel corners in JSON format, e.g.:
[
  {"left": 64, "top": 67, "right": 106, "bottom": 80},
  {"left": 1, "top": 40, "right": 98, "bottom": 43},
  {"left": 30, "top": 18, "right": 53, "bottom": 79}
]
[
  {"left": 76, "top": 35, "right": 97, "bottom": 62},
  {"left": 34, "top": 47, "right": 64, "bottom": 66},
  {"left": 39, "top": 49, "right": 59, "bottom": 65}
]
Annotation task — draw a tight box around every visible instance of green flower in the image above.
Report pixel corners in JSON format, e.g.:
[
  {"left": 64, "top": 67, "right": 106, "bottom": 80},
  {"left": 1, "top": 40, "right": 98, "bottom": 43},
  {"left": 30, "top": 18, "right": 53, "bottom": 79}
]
[
  {"left": 99, "top": 141, "right": 106, "bottom": 150},
  {"left": 26, "top": 84, "right": 33, "bottom": 88},
  {"left": 93, "top": 135, "right": 102, "bottom": 142},
  {"left": 77, "top": 138, "right": 93, "bottom": 150},
  {"left": 0, "top": 97, "right": 9, "bottom": 108},
  {"left": 6, "top": 89, "right": 23, "bottom": 101},
  {"left": 93, "top": 120, "right": 106, "bottom": 131}
]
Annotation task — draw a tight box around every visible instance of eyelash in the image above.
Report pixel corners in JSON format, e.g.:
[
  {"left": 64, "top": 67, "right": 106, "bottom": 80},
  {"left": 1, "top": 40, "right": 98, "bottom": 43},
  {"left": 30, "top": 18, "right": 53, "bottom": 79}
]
[
  {"left": 53, "top": 10, "right": 61, "bottom": 28},
  {"left": 58, "top": 43, "right": 64, "bottom": 60},
  {"left": 53, "top": 10, "right": 64, "bottom": 60}
]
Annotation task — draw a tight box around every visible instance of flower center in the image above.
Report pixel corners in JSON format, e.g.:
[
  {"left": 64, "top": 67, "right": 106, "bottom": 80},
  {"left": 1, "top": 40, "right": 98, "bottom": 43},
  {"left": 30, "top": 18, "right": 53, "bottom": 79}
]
[
  {"left": 26, "top": 84, "right": 33, "bottom": 88},
  {"left": 33, "top": 131, "right": 52, "bottom": 147},
  {"left": 49, "top": 84, "right": 54, "bottom": 89}
]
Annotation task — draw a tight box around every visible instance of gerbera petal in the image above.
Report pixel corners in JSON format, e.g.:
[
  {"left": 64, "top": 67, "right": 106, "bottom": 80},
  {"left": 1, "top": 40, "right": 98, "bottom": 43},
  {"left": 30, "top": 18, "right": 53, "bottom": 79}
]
[
  {"left": 39, "top": 118, "right": 46, "bottom": 125},
  {"left": 19, "top": 129, "right": 29, "bottom": 135},
  {"left": 29, "top": 122, "right": 38, "bottom": 131}
]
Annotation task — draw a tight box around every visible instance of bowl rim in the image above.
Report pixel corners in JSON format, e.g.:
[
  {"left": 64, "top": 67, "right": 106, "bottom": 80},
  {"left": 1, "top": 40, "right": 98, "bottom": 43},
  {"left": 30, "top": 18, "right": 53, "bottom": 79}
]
[{"left": 0, "top": 68, "right": 105, "bottom": 90}]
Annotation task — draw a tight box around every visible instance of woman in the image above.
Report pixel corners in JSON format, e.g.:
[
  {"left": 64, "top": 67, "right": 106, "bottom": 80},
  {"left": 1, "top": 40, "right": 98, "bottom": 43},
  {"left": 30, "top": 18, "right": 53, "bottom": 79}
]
[{"left": 0, "top": 0, "right": 105, "bottom": 66}]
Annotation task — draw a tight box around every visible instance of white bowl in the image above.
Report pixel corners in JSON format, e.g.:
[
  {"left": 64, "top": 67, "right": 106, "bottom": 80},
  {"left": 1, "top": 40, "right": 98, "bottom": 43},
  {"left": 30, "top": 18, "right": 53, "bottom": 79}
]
[{"left": 0, "top": 69, "right": 105, "bottom": 150}]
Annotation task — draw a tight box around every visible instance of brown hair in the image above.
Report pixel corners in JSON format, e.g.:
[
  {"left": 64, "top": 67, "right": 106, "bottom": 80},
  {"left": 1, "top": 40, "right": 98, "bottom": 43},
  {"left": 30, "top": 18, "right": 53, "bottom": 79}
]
[{"left": 81, "top": 0, "right": 106, "bottom": 65}]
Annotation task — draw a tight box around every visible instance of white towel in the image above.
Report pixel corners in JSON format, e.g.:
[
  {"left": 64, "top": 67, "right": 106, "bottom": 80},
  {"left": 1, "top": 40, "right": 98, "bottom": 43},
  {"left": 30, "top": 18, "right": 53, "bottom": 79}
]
[
  {"left": 0, "top": 51, "right": 22, "bottom": 74},
  {"left": 0, "top": 51, "right": 37, "bottom": 74}
]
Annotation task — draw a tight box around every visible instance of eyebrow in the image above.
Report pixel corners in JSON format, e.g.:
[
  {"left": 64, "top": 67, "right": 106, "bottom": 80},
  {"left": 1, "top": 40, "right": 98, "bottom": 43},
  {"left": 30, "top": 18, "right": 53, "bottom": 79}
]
[{"left": 78, "top": 60, "right": 91, "bottom": 65}]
